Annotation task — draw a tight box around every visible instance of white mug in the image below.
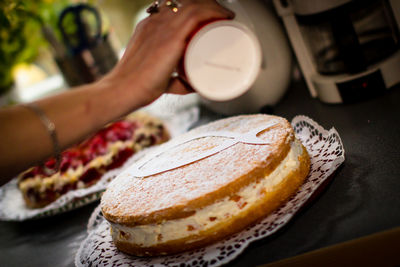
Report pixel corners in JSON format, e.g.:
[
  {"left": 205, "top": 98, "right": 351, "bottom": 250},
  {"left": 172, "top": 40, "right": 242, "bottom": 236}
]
[
  {"left": 184, "top": 19, "right": 262, "bottom": 102},
  {"left": 183, "top": 0, "right": 292, "bottom": 115}
]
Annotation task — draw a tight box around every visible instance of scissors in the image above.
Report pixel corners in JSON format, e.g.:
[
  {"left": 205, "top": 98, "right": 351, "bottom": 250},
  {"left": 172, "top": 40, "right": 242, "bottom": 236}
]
[{"left": 58, "top": 4, "right": 102, "bottom": 55}]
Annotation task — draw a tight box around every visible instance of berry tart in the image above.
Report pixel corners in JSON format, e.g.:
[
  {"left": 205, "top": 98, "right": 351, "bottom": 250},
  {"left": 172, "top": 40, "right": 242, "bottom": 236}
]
[{"left": 18, "top": 112, "right": 170, "bottom": 209}]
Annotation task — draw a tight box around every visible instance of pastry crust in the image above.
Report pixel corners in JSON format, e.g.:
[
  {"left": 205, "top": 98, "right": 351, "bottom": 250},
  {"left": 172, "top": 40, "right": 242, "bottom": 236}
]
[{"left": 101, "top": 114, "right": 310, "bottom": 256}]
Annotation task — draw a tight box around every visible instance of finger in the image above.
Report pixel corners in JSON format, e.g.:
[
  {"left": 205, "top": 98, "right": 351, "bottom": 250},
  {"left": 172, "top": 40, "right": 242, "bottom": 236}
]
[
  {"left": 166, "top": 76, "right": 195, "bottom": 95},
  {"left": 176, "top": 0, "right": 234, "bottom": 19},
  {"left": 167, "top": 5, "right": 233, "bottom": 43},
  {"left": 214, "top": 0, "right": 236, "bottom": 18},
  {"left": 156, "top": 0, "right": 234, "bottom": 26}
]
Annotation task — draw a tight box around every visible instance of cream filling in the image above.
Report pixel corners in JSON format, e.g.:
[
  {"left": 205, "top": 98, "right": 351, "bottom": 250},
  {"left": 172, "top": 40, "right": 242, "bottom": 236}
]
[
  {"left": 19, "top": 141, "right": 131, "bottom": 192},
  {"left": 19, "top": 121, "right": 166, "bottom": 197},
  {"left": 20, "top": 129, "right": 162, "bottom": 193},
  {"left": 111, "top": 139, "right": 304, "bottom": 247}
]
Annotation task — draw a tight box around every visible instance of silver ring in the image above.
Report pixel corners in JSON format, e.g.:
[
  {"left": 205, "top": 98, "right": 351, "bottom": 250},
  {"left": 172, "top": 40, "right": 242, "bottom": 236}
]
[{"left": 171, "top": 71, "right": 179, "bottom": 78}]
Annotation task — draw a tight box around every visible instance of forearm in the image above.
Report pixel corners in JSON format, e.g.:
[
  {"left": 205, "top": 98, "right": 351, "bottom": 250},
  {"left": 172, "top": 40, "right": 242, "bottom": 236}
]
[
  {"left": 37, "top": 77, "right": 146, "bottom": 149},
  {"left": 0, "top": 0, "right": 234, "bottom": 185},
  {"left": 0, "top": 77, "right": 144, "bottom": 184}
]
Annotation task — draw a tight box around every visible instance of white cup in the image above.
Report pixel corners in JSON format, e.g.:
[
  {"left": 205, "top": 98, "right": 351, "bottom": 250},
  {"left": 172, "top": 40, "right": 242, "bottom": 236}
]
[
  {"left": 183, "top": 20, "right": 262, "bottom": 102},
  {"left": 182, "top": 0, "right": 292, "bottom": 115}
]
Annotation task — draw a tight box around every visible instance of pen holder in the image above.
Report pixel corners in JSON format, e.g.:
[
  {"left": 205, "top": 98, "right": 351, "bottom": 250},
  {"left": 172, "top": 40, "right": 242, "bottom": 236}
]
[{"left": 55, "top": 35, "right": 118, "bottom": 87}]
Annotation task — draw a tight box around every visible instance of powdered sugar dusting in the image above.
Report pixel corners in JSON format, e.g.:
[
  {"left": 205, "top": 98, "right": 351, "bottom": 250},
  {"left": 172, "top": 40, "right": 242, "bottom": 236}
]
[
  {"left": 130, "top": 121, "right": 278, "bottom": 178},
  {"left": 101, "top": 115, "right": 291, "bottom": 221},
  {"left": 75, "top": 115, "right": 346, "bottom": 267}
]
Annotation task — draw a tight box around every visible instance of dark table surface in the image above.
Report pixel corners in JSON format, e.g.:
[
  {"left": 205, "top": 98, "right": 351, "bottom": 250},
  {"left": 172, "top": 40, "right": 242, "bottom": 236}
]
[{"left": 1, "top": 79, "right": 400, "bottom": 267}]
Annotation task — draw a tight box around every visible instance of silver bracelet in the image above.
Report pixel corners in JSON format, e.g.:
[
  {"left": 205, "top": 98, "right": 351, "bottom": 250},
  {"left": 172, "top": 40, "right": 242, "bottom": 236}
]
[{"left": 23, "top": 103, "right": 61, "bottom": 170}]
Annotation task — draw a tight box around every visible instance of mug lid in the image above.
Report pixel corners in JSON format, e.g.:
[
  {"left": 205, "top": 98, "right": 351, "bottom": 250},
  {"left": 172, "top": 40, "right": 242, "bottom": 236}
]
[{"left": 184, "top": 20, "right": 262, "bottom": 102}]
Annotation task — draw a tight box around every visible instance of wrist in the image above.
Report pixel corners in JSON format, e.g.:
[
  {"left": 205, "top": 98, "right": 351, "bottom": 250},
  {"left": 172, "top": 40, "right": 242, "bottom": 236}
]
[
  {"left": 102, "top": 66, "right": 162, "bottom": 109},
  {"left": 94, "top": 72, "right": 148, "bottom": 118}
]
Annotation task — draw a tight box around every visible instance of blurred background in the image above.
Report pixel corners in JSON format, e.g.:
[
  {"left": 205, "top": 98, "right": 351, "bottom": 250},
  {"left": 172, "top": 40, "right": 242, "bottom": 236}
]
[
  {"left": 0, "top": 0, "right": 151, "bottom": 106},
  {"left": 1, "top": 0, "right": 399, "bottom": 109}
]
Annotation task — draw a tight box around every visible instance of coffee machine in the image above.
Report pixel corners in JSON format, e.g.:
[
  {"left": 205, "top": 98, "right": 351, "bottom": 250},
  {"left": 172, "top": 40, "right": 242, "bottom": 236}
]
[{"left": 273, "top": 0, "right": 400, "bottom": 103}]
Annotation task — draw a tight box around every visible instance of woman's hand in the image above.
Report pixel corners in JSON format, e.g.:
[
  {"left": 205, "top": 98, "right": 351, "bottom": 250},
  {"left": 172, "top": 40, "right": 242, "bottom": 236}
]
[
  {"left": 0, "top": 0, "right": 234, "bottom": 183},
  {"left": 104, "top": 0, "right": 234, "bottom": 107}
]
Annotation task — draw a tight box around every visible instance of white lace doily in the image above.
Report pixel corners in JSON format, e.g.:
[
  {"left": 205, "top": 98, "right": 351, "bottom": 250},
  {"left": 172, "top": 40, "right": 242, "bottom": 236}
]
[
  {"left": 0, "top": 94, "right": 200, "bottom": 221},
  {"left": 75, "top": 115, "right": 345, "bottom": 267}
]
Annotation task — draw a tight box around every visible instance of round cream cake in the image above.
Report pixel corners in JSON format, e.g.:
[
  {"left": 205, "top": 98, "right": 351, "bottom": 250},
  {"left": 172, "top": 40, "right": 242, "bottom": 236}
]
[{"left": 101, "top": 114, "right": 310, "bottom": 256}]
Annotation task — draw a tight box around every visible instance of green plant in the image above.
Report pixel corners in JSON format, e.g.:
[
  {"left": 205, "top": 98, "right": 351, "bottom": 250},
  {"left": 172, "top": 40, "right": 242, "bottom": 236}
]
[{"left": 0, "top": 0, "right": 70, "bottom": 95}]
